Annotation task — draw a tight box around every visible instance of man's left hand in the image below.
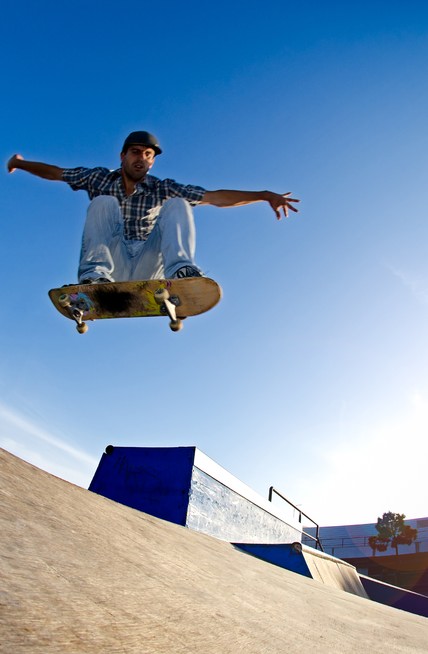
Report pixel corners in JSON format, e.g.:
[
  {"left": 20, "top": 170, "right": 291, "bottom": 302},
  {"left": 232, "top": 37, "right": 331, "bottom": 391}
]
[{"left": 265, "top": 191, "right": 300, "bottom": 220}]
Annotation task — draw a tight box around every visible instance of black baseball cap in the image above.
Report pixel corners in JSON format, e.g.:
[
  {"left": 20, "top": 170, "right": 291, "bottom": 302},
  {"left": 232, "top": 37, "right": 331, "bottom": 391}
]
[{"left": 122, "top": 131, "right": 162, "bottom": 155}]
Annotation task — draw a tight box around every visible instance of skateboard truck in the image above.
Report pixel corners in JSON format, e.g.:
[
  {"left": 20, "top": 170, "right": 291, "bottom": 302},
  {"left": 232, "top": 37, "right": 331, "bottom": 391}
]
[
  {"left": 154, "top": 288, "right": 183, "bottom": 332},
  {"left": 49, "top": 278, "right": 221, "bottom": 334},
  {"left": 58, "top": 288, "right": 184, "bottom": 334},
  {"left": 58, "top": 293, "right": 89, "bottom": 334}
]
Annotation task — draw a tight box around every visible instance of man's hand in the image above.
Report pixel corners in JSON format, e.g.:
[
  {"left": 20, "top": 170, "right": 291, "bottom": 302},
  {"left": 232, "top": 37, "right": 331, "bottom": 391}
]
[
  {"left": 264, "top": 191, "right": 300, "bottom": 220},
  {"left": 7, "top": 154, "right": 23, "bottom": 173}
]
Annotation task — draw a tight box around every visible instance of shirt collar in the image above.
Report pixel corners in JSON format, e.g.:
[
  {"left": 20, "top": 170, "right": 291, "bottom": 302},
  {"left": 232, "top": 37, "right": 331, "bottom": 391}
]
[{"left": 113, "top": 169, "right": 158, "bottom": 192}]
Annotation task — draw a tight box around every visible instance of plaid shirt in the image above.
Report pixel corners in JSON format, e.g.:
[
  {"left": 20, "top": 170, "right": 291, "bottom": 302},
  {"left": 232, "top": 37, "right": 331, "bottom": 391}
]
[{"left": 62, "top": 167, "right": 206, "bottom": 241}]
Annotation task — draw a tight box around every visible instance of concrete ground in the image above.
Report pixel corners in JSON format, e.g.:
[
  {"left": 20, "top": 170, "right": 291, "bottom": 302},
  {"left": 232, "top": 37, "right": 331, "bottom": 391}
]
[{"left": 1, "top": 448, "right": 427, "bottom": 653}]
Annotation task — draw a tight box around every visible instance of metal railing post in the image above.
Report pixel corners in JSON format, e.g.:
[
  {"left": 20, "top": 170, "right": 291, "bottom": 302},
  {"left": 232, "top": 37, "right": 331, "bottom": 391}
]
[{"left": 268, "top": 486, "right": 324, "bottom": 551}]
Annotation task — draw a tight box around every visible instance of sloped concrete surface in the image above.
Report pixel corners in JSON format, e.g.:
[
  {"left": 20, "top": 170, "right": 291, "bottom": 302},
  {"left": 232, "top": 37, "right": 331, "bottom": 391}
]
[{"left": 1, "top": 448, "right": 427, "bottom": 653}]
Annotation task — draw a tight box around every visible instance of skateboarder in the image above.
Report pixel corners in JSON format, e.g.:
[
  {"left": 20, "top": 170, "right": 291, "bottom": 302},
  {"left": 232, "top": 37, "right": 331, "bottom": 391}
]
[{"left": 7, "top": 131, "right": 299, "bottom": 283}]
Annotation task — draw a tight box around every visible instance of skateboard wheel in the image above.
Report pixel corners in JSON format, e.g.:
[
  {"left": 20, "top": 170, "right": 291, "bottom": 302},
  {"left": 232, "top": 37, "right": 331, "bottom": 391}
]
[
  {"left": 76, "top": 322, "right": 88, "bottom": 334},
  {"left": 58, "top": 293, "right": 71, "bottom": 307},
  {"left": 169, "top": 319, "right": 183, "bottom": 332},
  {"left": 155, "top": 288, "right": 170, "bottom": 304}
]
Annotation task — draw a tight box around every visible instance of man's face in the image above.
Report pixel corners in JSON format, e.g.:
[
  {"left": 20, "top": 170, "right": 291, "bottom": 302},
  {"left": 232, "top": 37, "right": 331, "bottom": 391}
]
[{"left": 121, "top": 145, "right": 156, "bottom": 182}]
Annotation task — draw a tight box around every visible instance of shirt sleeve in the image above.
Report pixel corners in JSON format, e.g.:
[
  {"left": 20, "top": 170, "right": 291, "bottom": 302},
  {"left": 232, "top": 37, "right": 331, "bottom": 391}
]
[
  {"left": 162, "top": 179, "right": 206, "bottom": 205},
  {"left": 61, "top": 167, "right": 110, "bottom": 192}
]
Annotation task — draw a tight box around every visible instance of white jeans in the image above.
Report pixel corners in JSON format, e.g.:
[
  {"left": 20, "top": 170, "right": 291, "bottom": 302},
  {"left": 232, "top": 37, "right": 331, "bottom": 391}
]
[{"left": 78, "top": 196, "right": 201, "bottom": 282}]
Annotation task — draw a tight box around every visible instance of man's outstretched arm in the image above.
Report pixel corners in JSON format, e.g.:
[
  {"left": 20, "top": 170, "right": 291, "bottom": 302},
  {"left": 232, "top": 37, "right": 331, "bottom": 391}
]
[
  {"left": 201, "top": 189, "right": 300, "bottom": 220},
  {"left": 7, "top": 154, "right": 64, "bottom": 181}
]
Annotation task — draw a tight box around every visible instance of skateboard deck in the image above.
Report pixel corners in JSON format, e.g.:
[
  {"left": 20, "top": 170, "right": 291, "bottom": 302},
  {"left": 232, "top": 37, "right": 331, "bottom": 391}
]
[{"left": 48, "top": 277, "right": 222, "bottom": 333}]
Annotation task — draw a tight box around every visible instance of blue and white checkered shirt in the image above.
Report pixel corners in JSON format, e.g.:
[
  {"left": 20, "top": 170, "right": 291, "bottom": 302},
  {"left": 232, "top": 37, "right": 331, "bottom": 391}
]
[{"left": 62, "top": 167, "right": 206, "bottom": 241}]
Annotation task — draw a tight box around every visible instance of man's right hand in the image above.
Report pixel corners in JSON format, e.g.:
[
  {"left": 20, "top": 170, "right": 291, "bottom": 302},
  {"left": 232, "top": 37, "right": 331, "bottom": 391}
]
[{"left": 7, "top": 154, "right": 23, "bottom": 173}]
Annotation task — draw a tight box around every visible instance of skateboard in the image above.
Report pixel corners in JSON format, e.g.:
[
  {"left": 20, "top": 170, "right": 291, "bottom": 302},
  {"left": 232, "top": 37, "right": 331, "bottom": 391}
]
[{"left": 48, "top": 278, "right": 222, "bottom": 333}]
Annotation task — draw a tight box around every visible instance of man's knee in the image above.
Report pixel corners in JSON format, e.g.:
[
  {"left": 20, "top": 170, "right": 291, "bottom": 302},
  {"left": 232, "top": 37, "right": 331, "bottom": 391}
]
[
  {"left": 163, "top": 197, "right": 189, "bottom": 208},
  {"left": 159, "top": 197, "right": 193, "bottom": 223},
  {"left": 86, "top": 196, "right": 122, "bottom": 228},
  {"left": 84, "top": 195, "right": 122, "bottom": 237},
  {"left": 89, "top": 195, "right": 120, "bottom": 211}
]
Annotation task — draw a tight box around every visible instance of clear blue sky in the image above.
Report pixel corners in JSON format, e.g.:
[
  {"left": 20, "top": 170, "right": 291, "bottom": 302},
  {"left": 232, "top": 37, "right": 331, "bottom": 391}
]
[{"left": 1, "top": 0, "right": 428, "bottom": 526}]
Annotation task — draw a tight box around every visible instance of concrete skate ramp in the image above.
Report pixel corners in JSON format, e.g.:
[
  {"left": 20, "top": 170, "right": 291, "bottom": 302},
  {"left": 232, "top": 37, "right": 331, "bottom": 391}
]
[{"left": 1, "top": 449, "right": 427, "bottom": 654}]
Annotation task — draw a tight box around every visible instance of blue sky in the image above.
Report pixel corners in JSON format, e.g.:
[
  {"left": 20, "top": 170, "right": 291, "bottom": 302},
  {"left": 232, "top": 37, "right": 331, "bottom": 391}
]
[{"left": 1, "top": 1, "right": 428, "bottom": 526}]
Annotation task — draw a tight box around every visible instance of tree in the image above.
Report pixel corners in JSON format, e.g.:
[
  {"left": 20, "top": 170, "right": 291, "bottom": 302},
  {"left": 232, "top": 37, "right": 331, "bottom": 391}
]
[{"left": 368, "top": 512, "right": 418, "bottom": 556}]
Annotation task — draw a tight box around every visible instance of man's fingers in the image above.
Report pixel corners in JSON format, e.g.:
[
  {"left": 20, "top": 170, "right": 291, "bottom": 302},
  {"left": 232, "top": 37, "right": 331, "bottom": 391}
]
[
  {"left": 280, "top": 199, "right": 299, "bottom": 215},
  {"left": 7, "top": 154, "right": 23, "bottom": 173},
  {"left": 283, "top": 196, "right": 300, "bottom": 204},
  {"left": 282, "top": 194, "right": 300, "bottom": 213},
  {"left": 282, "top": 192, "right": 300, "bottom": 199},
  {"left": 269, "top": 191, "right": 300, "bottom": 219},
  {"left": 287, "top": 203, "right": 299, "bottom": 213}
]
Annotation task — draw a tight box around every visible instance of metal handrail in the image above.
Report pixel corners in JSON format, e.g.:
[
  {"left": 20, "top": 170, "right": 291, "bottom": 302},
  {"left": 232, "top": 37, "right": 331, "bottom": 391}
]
[{"left": 268, "top": 486, "right": 324, "bottom": 551}]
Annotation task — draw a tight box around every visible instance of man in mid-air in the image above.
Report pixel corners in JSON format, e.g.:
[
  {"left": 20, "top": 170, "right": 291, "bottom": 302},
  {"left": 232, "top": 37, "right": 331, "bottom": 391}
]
[{"left": 8, "top": 130, "right": 299, "bottom": 283}]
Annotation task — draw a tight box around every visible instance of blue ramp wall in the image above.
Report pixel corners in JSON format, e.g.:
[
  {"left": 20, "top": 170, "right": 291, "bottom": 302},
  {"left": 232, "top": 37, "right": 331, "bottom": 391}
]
[
  {"left": 360, "top": 575, "right": 428, "bottom": 618},
  {"left": 235, "top": 543, "right": 311, "bottom": 578},
  {"left": 89, "top": 446, "right": 194, "bottom": 526},
  {"left": 89, "top": 446, "right": 302, "bottom": 544}
]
